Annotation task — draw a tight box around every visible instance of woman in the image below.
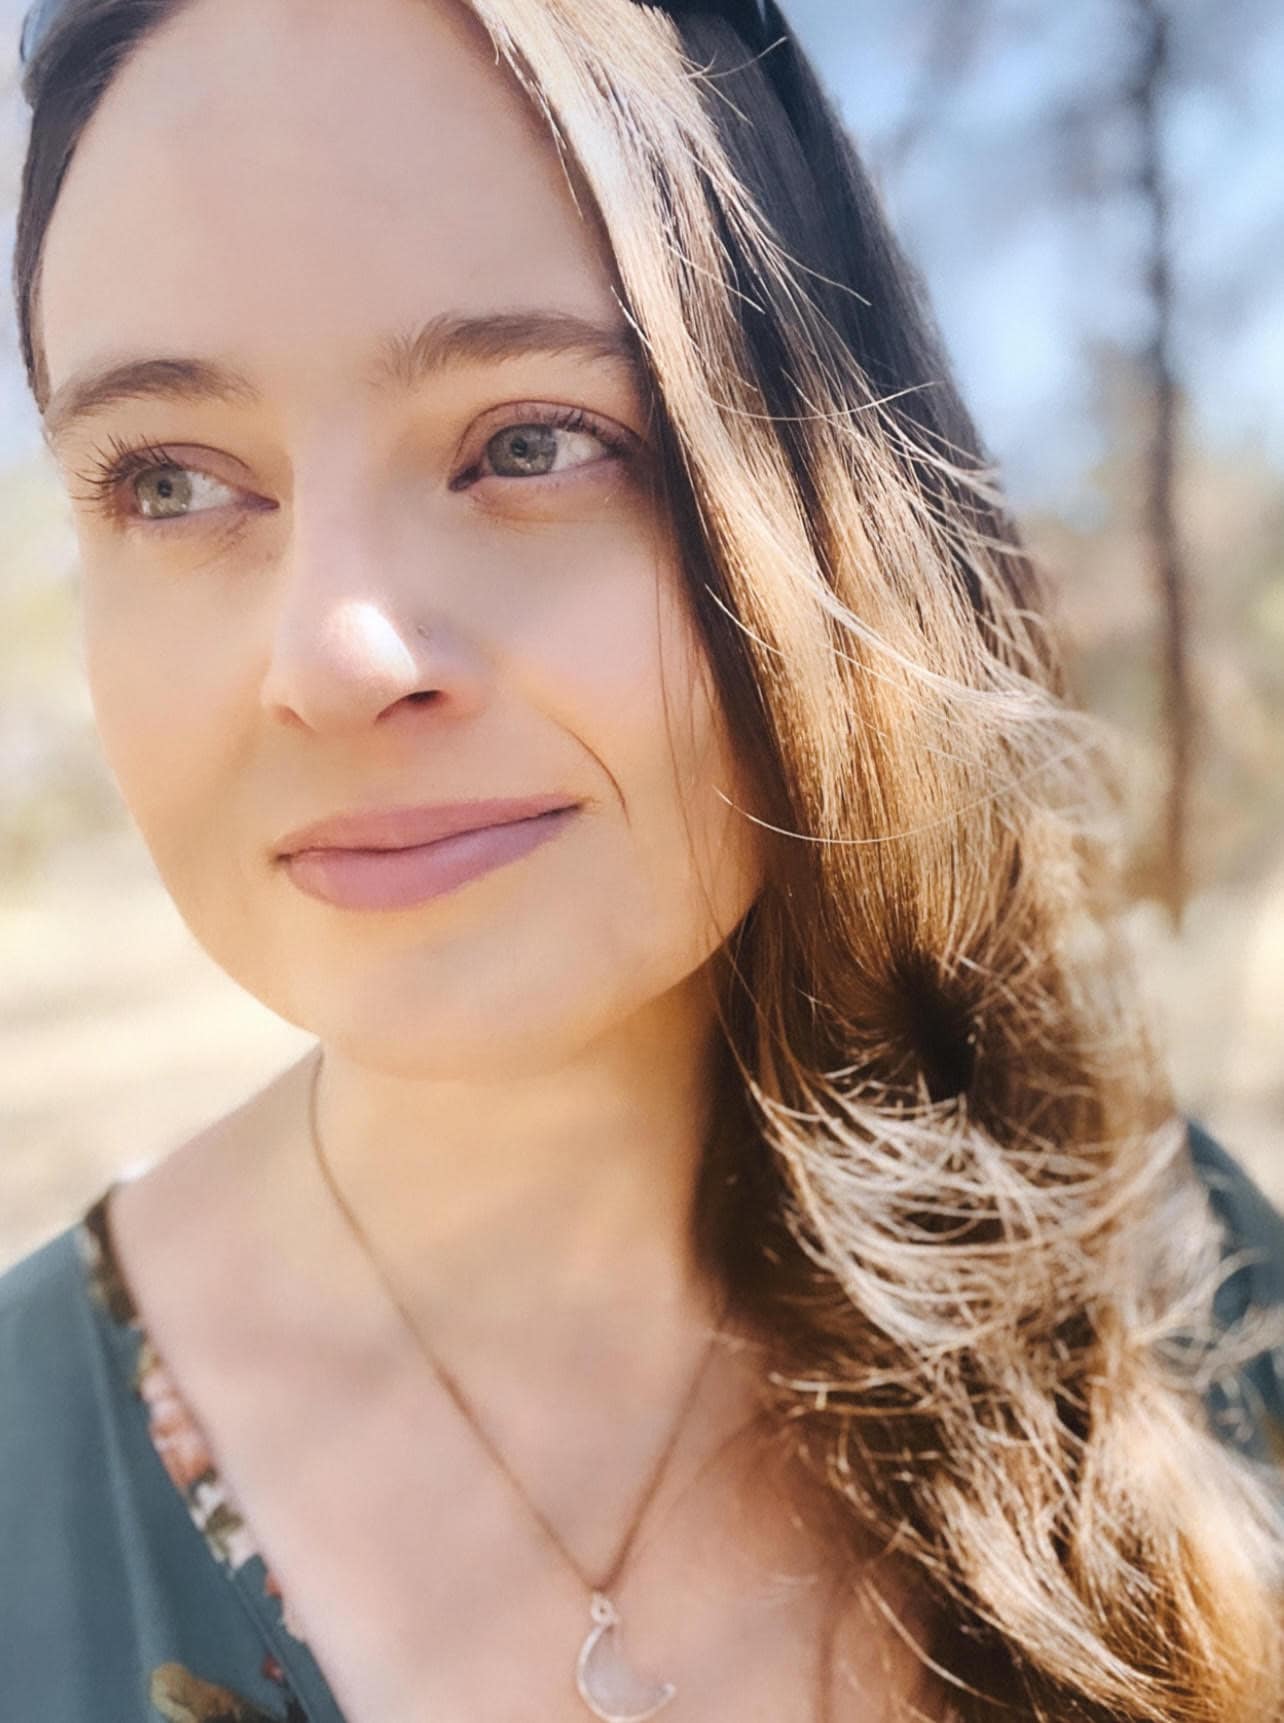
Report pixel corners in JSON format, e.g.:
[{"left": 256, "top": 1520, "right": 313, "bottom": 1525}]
[{"left": 1, "top": 0, "right": 1281, "bottom": 1719}]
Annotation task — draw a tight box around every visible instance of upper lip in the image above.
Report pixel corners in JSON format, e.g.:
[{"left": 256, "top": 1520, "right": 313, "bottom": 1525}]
[{"left": 274, "top": 794, "right": 580, "bottom": 858}]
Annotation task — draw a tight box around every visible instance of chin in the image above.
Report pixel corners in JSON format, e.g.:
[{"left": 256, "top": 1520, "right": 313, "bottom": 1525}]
[{"left": 278, "top": 974, "right": 600, "bottom": 1083}]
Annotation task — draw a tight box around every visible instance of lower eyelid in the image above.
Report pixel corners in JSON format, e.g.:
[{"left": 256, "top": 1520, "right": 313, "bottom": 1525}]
[
  {"left": 455, "top": 423, "right": 634, "bottom": 490},
  {"left": 120, "top": 490, "right": 270, "bottom": 538}
]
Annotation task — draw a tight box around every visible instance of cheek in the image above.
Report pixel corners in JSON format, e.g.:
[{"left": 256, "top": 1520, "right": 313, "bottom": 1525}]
[
  {"left": 81, "top": 567, "right": 235, "bottom": 864},
  {"left": 531, "top": 551, "right": 763, "bottom": 945}
]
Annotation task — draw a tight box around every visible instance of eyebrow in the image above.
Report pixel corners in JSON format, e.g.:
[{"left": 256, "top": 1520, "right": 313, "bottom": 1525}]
[{"left": 42, "top": 308, "right": 647, "bottom": 455}]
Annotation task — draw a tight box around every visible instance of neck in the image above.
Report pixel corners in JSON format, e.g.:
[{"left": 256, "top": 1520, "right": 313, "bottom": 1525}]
[{"left": 290, "top": 974, "right": 730, "bottom": 1361}]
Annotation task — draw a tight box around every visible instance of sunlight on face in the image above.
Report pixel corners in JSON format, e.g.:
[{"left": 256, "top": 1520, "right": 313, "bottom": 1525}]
[{"left": 36, "top": 0, "right": 764, "bottom": 1077}]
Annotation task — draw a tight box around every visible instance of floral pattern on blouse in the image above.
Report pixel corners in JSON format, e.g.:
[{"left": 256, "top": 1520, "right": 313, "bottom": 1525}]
[
  {"left": 149, "top": 1659, "right": 309, "bottom": 1721},
  {"left": 76, "top": 1194, "right": 318, "bottom": 1718}
]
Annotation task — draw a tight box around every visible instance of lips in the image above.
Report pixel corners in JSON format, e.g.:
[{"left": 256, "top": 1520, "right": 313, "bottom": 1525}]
[
  {"left": 273, "top": 793, "right": 584, "bottom": 913},
  {"left": 274, "top": 794, "right": 580, "bottom": 859}
]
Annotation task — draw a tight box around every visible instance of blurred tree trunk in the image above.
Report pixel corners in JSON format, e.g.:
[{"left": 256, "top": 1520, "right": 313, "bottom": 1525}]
[{"left": 1130, "top": 0, "right": 1192, "bottom": 928}]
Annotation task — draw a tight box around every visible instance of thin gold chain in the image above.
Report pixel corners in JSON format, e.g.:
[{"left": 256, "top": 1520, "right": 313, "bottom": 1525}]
[{"left": 305, "top": 1046, "right": 729, "bottom": 1600}]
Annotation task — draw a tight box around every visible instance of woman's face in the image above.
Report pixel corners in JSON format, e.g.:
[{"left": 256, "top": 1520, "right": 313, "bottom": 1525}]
[{"left": 37, "top": 0, "right": 764, "bottom": 1076}]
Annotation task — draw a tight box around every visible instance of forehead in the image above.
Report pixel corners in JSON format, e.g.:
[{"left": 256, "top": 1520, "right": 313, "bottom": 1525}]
[{"left": 39, "top": 0, "right": 620, "bottom": 408}]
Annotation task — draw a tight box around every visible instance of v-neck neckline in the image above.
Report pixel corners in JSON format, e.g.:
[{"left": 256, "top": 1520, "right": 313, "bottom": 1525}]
[{"left": 73, "top": 1179, "right": 352, "bottom": 1723}]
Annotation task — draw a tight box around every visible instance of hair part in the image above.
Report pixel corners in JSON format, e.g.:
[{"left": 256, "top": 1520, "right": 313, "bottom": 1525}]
[{"left": 14, "top": 0, "right": 1284, "bottom": 1715}]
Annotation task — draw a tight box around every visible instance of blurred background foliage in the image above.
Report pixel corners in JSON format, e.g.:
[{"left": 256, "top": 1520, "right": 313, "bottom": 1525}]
[{"left": 1, "top": 0, "right": 1280, "bottom": 1265}]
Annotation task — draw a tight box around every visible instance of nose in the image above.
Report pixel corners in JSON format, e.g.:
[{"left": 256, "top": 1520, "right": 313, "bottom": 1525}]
[{"left": 258, "top": 469, "right": 488, "bottom": 737}]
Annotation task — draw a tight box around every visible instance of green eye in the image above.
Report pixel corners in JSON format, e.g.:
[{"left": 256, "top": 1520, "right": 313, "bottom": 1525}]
[
  {"left": 135, "top": 465, "right": 195, "bottom": 518},
  {"left": 481, "top": 417, "right": 619, "bottom": 481},
  {"left": 485, "top": 424, "right": 562, "bottom": 477},
  {"left": 70, "top": 437, "right": 240, "bottom": 528}
]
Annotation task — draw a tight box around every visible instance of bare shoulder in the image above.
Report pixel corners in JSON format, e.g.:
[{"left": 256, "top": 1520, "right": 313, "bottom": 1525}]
[
  {"left": 111, "top": 1052, "right": 309, "bottom": 1225},
  {"left": 104, "top": 1051, "right": 319, "bottom": 1364}
]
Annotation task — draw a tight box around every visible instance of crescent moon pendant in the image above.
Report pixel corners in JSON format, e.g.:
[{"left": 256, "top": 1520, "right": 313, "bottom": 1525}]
[{"left": 575, "top": 1592, "right": 677, "bottom": 1723}]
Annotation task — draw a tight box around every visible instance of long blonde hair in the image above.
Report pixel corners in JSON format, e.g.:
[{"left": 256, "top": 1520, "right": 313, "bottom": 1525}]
[{"left": 15, "top": 0, "right": 1284, "bottom": 1715}]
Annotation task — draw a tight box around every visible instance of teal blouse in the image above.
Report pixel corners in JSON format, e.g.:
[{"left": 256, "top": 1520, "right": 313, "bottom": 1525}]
[{"left": 0, "top": 1119, "right": 1280, "bottom": 1722}]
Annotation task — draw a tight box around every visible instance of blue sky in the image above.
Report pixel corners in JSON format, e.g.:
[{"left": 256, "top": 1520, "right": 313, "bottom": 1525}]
[
  {"left": 0, "top": 0, "right": 1279, "bottom": 511},
  {"left": 811, "top": 0, "right": 1284, "bottom": 505}
]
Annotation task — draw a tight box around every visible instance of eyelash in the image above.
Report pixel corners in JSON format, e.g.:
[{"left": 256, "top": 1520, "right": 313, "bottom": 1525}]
[{"left": 68, "top": 404, "right": 637, "bottom": 531}]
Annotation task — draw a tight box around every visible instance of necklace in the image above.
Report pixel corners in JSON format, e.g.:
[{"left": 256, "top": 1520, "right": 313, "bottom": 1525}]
[{"left": 305, "top": 1047, "right": 729, "bottom": 1722}]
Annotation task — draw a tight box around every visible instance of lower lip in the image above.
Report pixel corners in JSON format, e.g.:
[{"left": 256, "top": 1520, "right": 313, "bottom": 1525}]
[{"left": 280, "top": 806, "right": 579, "bottom": 911}]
